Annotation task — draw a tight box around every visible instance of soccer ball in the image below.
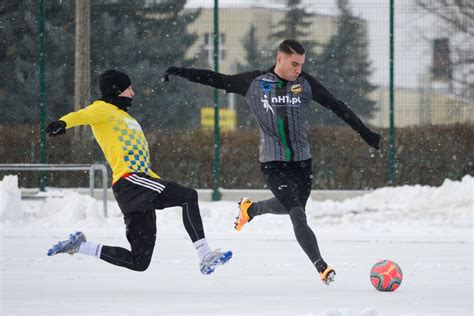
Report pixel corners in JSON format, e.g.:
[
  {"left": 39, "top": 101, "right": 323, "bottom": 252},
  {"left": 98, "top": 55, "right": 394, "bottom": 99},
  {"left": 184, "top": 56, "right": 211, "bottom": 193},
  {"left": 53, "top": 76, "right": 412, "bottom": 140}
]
[{"left": 370, "top": 259, "right": 403, "bottom": 292}]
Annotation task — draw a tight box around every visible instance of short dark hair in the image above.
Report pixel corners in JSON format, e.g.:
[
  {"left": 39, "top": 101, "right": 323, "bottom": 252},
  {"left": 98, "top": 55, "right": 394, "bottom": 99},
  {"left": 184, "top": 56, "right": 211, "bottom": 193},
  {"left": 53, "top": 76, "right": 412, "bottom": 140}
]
[{"left": 278, "top": 39, "right": 305, "bottom": 55}]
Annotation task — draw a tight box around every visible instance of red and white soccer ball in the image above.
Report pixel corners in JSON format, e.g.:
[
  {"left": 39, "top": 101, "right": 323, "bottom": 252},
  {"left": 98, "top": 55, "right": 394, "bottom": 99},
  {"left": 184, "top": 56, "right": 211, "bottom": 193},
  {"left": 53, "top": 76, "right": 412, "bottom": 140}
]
[{"left": 370, "top": 259, "right": 403, "bottom": 292}]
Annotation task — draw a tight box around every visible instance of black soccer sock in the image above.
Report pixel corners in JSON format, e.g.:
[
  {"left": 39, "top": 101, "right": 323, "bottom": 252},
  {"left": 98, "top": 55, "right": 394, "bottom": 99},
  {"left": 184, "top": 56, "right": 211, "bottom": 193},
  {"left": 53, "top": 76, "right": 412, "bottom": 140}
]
[{"left": 249, "top": 197, "right": 288, "bottom": 217}]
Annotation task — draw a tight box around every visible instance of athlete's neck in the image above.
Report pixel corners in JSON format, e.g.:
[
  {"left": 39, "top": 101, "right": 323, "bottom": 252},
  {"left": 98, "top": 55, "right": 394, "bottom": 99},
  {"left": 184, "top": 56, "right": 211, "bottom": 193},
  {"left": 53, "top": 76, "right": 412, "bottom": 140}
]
[
  {"left": 100, "top": 96, "right": 133, "bottom": 112},
  {"left": 272, "top": 65, "right": 289, "bottom": 82}
]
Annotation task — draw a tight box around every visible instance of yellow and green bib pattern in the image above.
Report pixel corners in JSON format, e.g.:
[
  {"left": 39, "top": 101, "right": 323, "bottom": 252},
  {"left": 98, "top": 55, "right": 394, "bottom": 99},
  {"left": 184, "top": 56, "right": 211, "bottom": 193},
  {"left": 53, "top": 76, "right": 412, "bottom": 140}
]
[
  {"left": 60, "top": 100, "right": 159, "bottom": 183},
  {"left": 110, "top": 115, "right": 151, "bottom": 175}
]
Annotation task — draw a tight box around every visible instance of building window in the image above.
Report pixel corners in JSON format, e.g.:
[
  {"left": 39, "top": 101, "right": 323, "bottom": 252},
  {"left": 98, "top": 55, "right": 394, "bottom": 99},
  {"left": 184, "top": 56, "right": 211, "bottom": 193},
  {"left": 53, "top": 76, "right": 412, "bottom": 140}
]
[{"left": 203, "top": 32, "right": 226, "bottom": 65}]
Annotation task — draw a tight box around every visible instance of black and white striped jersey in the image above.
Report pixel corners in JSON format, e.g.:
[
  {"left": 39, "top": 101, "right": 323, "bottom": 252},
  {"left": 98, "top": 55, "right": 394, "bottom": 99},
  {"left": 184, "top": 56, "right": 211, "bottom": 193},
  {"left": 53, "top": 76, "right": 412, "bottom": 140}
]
[{"left": 176, "top": 66, "right": 372, "bottom": 162}]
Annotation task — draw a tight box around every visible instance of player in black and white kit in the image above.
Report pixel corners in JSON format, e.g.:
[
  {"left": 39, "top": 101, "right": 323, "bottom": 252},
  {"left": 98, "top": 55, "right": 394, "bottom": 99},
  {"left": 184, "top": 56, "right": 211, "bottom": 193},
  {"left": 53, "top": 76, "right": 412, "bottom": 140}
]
[{"left": 165, "top": 39, "right": 381, "bottom": 285}]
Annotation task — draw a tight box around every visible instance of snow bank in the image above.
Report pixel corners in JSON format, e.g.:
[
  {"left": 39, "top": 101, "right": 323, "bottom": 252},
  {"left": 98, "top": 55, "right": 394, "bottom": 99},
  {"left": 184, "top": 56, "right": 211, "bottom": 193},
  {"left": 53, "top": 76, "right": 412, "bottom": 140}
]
[
  {"left": 37, "top": 190, "right": 106, "bottom": 229},
  {"left": 0, "top": 175, "right": 106, "bottom": 231},
  {"left": 0, "top": 175, "right": 22, "bottom": 222},
  {"left": 0, "top": 175, "right": 472, "bottom": 235},
  {"left": 309, "top": 175, "right": 473, "bottom": 228}
]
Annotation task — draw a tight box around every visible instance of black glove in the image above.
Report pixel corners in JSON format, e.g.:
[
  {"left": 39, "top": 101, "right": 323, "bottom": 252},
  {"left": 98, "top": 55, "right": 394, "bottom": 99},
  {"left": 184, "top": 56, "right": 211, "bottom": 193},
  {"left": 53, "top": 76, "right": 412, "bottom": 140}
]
[
  {"left": 361, "top": 130, "right": 381, "bottom": 150},
  {"left": 46, "top": 120, "right": 67, "bottom": 137},
  {"left": 162, "top": 66, "right": 183, "bottom": 82}
]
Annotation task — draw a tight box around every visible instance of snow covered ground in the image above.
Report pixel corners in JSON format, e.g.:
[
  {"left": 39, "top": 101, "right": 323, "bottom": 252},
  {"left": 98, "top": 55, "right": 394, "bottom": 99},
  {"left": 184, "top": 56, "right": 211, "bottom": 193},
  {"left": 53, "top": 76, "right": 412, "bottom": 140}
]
[{"left": 0, "top": 175, "right": 473, "bottom": 315}]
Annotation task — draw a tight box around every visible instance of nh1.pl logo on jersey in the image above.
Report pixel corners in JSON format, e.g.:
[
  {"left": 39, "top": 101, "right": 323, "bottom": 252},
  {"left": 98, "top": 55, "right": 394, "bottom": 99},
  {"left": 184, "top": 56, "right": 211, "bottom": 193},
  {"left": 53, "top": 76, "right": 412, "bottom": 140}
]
[{"left": 271, "top": 95, "right": 302, "bottom": 106}]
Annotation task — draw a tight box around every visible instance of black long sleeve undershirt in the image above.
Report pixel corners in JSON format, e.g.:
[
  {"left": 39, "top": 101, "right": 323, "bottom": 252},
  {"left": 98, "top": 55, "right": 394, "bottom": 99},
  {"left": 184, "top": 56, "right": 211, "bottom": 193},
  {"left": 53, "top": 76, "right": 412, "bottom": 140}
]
[
  {"left": 300, "top": 71, "right": 370, "bottom": 135},
  {"left": 178, "top": 67, "right": 262, "bottom": 96}
]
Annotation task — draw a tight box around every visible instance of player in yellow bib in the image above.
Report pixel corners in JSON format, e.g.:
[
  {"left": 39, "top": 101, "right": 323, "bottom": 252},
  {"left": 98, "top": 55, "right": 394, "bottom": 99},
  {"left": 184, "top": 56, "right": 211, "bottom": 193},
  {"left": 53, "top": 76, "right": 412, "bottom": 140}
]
[{"left": 46, "top": 69, "right": 232, "bottom": 275}]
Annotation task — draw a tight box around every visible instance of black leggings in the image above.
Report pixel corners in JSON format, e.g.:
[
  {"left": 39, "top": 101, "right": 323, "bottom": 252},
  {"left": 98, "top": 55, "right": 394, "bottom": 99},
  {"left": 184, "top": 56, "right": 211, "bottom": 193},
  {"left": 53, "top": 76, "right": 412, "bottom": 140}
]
[
  {"left": 249, "top": 159, "right": 325, "bottom": 269},
  {"left": 100, "top": 175, "right": 206, "bottom": 271},
  {"left": 100, "top": 210, "right": 157, "bottom": 271}
]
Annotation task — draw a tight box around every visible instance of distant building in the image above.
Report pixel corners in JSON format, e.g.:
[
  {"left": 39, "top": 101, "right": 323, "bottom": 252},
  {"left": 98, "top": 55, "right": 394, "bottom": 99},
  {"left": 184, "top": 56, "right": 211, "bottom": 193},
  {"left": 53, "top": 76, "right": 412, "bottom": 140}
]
[
  {"left": 183, "top": 3, "right": 339, "bottom": 74},
  {"left": 369, "top": 37, "right": 473, "bottom": 127},
  {"left": 369, "top": 86, "right": 474, "bottom": 127}
]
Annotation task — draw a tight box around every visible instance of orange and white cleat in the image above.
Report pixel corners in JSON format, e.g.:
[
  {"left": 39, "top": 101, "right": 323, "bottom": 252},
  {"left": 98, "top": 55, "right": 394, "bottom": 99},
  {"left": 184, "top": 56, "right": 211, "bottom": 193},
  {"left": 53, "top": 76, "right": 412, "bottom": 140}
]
[
  {"left": 234, "top": 197, "right": 253, "bottom": 231},
  {"left": 320, "top": 266, "right": 336, "bottom": 286}
]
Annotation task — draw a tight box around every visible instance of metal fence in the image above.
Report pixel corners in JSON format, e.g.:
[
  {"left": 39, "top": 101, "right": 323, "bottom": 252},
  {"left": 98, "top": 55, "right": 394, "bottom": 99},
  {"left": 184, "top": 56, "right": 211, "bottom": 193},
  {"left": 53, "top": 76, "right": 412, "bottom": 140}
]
[
  {"left": 1, "top": 0, "right": 472, "bottom": 191},
  {"left": 0, "top": 164, "right": 108, "bottom": 216}
]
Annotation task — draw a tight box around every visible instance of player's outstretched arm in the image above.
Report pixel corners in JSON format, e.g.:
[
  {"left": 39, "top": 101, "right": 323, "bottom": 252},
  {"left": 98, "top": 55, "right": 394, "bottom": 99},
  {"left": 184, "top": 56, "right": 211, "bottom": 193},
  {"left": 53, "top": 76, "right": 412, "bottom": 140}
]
[
  {"left": 163, "top": 66, "right": 261, "bottom": 96},
  {"left": 163, "top": 66, "right": 227, "bottom": 89},
  {"left": 46, "top": 103, "right": 106, "bottom": 138},
  {"left": 302, "top": 72, "right": 381, "bottom": 150}
]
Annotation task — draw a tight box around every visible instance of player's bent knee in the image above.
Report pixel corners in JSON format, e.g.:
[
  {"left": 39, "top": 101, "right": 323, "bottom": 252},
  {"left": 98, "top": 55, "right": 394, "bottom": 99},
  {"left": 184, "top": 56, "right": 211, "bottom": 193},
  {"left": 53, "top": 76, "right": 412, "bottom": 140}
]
[{"left": 132, "top": 258, "right": 152, "bottom": 272}]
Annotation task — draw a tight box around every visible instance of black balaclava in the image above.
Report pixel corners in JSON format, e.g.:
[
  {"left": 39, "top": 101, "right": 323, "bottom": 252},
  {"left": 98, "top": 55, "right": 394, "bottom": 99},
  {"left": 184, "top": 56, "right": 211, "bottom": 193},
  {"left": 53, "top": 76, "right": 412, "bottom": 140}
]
[{"left": 99, "top": 69, "right": 133, "bottom": 111}]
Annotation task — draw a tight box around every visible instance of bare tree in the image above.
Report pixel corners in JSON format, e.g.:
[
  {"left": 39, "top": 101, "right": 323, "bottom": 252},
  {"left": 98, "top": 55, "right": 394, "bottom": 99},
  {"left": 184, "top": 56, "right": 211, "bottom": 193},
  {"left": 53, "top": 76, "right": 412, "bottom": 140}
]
[{"left": 416, "top": 0, "right": 473, "bottom": 99}]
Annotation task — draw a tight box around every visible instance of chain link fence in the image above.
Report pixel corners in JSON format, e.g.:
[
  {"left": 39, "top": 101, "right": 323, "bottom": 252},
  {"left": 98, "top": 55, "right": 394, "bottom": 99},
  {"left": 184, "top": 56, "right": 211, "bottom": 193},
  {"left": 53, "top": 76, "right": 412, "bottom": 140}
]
[{"left": 1, "top": 0, "right": 472, "bottom": 189}]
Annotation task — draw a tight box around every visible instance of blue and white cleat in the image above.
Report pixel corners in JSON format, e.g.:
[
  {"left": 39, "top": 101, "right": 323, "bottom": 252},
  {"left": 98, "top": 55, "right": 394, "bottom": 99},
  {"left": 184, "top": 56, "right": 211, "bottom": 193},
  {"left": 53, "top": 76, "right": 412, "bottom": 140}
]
[
  {"left": 200, "top": 250, "right": 233, "bottom": 275},
  {"left": 47, "top": 231, "right": 86, "bottom": 256}
]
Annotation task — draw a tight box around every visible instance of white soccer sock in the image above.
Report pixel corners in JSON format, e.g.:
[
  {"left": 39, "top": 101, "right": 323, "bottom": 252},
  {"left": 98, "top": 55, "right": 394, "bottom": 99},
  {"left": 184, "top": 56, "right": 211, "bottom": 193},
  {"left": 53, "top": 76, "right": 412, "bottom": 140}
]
[
  {"left": 78, "top": 241, "right": 102, "bottom": 258},
  {"left": 194, "top": 238, "right": 212, "bottom": 261}
]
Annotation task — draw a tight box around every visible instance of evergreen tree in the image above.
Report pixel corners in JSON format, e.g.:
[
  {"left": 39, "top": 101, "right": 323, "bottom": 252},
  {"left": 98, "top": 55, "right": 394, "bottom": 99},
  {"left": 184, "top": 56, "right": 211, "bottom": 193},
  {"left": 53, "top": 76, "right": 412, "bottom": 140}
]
[
  {"left": 314, "top": 0, "right": 376, "bottom": 125},
  {"left": 0, "top": 1, "right": 38, "bottom": 124},
  {"left": 0, "top": 1, "right": 75, "bottom": 124},
  {"left": 237, "top": 24, "right": 273, "bottom": 72},
  {"left": 269, "top": 0, "right": 319, "bottom": 57},
  {"left": 0, "top": 1, "right": 202, "bottom": 129},
  {"left": 270, "top": 0, "right": 310, "bottom": 40},
  {"left": 90, "top": 0, "right": 202, "bottom": 129}
]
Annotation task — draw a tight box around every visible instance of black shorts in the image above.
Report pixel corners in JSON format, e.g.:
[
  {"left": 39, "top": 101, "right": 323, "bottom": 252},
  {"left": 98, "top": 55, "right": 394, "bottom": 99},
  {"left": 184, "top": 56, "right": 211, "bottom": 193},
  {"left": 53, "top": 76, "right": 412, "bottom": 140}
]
[
  {"left": 112, "top": 173, "right": 196, "bottom": 214},
  {"left": 260, "top": 159, "right": 313, "bottom": 210}
]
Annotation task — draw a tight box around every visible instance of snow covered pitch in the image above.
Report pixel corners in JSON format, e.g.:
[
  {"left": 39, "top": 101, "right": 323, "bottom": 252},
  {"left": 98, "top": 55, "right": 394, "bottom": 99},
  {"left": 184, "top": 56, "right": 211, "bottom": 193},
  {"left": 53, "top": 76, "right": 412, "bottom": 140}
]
[{"left": 1, "top": 175, "right": 472, "bottom": 315}]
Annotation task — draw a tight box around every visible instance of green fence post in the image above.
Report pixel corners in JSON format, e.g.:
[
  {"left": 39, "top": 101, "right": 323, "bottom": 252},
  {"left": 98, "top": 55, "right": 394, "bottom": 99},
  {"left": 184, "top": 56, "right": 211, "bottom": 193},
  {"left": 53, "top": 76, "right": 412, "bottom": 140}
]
[
  {"left": 388, "top": 0, "right": 396, "bottom": 186},
  {"left": 212, "top": 0, "right": 222, "bottom": 201},
  {"left": 39, "top": 0, "right": 47, "bottom": 191}
]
